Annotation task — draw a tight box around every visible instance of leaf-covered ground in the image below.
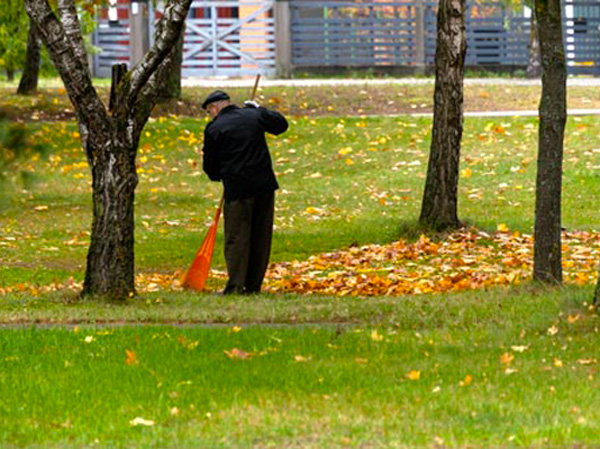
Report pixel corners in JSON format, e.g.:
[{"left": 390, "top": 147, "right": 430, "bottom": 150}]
[{"left": 3, "top": 227, "right": 597, "bottom": 299}]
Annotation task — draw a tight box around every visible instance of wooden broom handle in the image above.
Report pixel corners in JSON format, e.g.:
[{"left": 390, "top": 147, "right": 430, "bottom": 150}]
[{"left": 251, "top": 74, "right": 261, "bottom": 101}]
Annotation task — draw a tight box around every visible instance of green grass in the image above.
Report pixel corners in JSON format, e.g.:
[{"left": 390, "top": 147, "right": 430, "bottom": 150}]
[
  {"left": 1, "top": 285, "right": 599, "bottom": 448},
  {"left": 2, "top": 83, "right": 600, "bottom": 447},
  {"left": 2, "top": 114, "right": 600, "bottom": 287},
  {"left": 3, "top": 82, "right": 600, "bottom": 121}
]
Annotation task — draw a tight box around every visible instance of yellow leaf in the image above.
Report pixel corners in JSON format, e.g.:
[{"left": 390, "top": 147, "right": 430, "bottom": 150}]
[
  {"left": 554, "top": 358, "right": 563, "bottom": 368},
  {"left": 305, "top": 207, "right": 323, "bottom": 215},
  {"left": 178, "top": 335, "right": 199, "bottom": 350},
  {"left": 232, "top": 326, "right": 242, "bottom": 333},
  {"left": 345, "top": 158, "right": 354, "bottom": 165},
  {"left": 497, "top": 223, "right": 509, "bottom": 232},
  {"left": 338, "top": 147, "right": 353, "bottom": 155},
  {"left": 407, "top": 370, "right": 421, "bottom": 380},
  {"left": 567, "top": 314, "right": 581, "bottom": 324},
  {"left": 501, "top": 352, "right": 515, "bottom": 365},
  {"left": 370, "top": 330, "right": 384, "bottom": 341},
  {"left": 294, "top": 355, "right": 311, "bottom": 362},
  {"left": 461, "top": 167, "right": 472, "bottom": 178},
  {"left": 547, "top": 325, "right": 559, "bottom": 336}
]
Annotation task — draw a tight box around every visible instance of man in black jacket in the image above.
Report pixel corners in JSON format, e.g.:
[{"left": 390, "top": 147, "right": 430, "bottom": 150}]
[{"left": 201, "top": 90, "right": 288, "bottom": 295}]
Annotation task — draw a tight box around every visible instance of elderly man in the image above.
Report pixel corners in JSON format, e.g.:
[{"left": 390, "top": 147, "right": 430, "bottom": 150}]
[{"left": 201, "top": 90, "right": 288, "bottom": 295}]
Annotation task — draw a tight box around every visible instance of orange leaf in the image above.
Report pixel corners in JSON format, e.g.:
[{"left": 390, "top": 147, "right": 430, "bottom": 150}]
[
  {"left": 125, "top": 349, "right": 137, "bottom": 366},
  {"left": 224, "top": 348, "right": 251, "bottom": 360}
]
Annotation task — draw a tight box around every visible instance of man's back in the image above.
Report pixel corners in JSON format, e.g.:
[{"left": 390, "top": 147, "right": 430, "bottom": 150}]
[{"left": 203, "top": 104, "right": 288, "bottom": 201}]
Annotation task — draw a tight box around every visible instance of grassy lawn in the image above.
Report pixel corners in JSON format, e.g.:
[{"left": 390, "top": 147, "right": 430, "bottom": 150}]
[
  {"left": 2, "top": 81, "right": 600, "bottom": 121},
  {"left": 1, "top": 285, "right": 600, "bottom": 448},
  {"left": 2, "top": 82, "right": 600, "bottom": 447},
  {"left": 1, "top": 112, "right": 600, "bottom": 288}
]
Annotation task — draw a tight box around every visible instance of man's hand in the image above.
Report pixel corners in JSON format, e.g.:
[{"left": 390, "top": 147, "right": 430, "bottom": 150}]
[{"left": 244, "top": 100, "right": 259, "bottom": 108}]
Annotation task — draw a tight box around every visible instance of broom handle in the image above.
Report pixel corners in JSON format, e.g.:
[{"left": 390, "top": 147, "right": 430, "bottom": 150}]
[{"left": 251, "top": 74, "right": 261, "bottom": 101}]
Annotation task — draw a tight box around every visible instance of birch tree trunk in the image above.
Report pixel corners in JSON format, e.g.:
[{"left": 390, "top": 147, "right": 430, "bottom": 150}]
[
  {"left": 419, "top": 0, "right": 467, "bottom": 231},
  {"left": 17, "top": 19, "right": 42, "bottom": 95},
  {"left": 25, "top": 0, "right": 193, "bottom": 299},
  {"left": 533, "top": 0, "right": 566, "bottom": 284}
]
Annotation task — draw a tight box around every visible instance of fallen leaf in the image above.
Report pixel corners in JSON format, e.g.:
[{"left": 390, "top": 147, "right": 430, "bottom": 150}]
[
  {"left": 370, "top": 330, "right": 384, "bottom": 341},
  {"left": 224, "top": 348, "right": 251, "bottom": 360},
  {"left": 501, "top": 352, "right": 515, "bottom": 365},
  {"left": 125, "top": 349, "right": 137, "bottom": 366},
  {"left": 511, "top": 345, "right": 528, "bottom": 353},
  {"left": 554, "top": 358, "right": 563, "bottom": 368},
  {"left": 459, "top": 374, "right": 473, "bottom": 387},
  {"left": 129, "top": 417, "right": 155, "bottom": 427},
  {"left": 407, "top": 370, "right": 421, "bottom": 380},
  {"left": 577, "top": 358, "right": 596, "bottom": 365}
]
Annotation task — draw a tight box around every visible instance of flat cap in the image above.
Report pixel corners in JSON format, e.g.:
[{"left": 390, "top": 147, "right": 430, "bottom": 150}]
[{"left": 202, "top": 90, "right": 230, "bottom": 109}]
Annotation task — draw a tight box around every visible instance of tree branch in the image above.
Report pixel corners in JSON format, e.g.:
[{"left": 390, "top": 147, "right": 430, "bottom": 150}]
[
  {"left": 24, "top": 0, "right": 107, "bottom": 126},
  {"left": 125, "top": 0, "right": 192, "bottom": 106},
  {"left": 58, "top": 0, "right": 90, "bottom": 78}
]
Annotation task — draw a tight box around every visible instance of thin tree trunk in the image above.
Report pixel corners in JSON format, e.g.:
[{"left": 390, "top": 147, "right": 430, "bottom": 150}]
[
  {"left": 533, "top": 0, "right": 566, "bottom": 284},
  {"left": 17, "top": 19, "right": 42, "bottom": 95},
  {"left": 6, "top": 69, "right": 15, "bottom": 82},
  {"left": 419, "top": 0, "right": 467, "bottom": 231},
  {"left": 526, "top": 13, "right": 541, "bottom": 78}
]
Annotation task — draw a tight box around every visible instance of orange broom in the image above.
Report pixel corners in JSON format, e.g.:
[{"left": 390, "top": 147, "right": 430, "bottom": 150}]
[
  {"left": 181, "top": 196, "right": 223, "bottom": 290},
  {"left": 182, "top": 75, "right": 261, "bottom": 291}
]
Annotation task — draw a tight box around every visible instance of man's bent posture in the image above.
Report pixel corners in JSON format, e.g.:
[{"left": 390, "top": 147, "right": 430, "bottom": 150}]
[{"left": 201, "top": 90, "right": 288, "bottom": 295}]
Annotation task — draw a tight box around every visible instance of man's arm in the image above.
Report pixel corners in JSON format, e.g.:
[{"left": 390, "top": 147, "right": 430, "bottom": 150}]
[
  {"left": 202, "top": 127, "right": 221, "bottom": 181},
  {"left": 258, "top": 108, "right": 288, "bottom": 136}
]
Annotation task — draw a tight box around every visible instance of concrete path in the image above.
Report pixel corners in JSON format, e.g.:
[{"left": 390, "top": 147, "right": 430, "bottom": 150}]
[
  {"left": 182, "top": 77, "right": 600, "bottom": 88},
  {"left": 416, "top": 108, "right": 600, "bottom": 118}
]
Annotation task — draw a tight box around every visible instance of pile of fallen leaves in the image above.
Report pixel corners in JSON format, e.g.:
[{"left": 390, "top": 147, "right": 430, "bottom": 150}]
[
  {"left": 264, "top": 227, "right": 600, "bottom": 296},
  {"left": 2, "top": 227, "right": 599, "bottom": 297}
]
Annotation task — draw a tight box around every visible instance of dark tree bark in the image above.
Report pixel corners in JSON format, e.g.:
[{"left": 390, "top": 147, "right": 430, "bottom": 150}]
[
  {"left": 25, "top": 0, "right": 193, "bottom": 299},
  {"left": 419, "top": 0, "right": 467, "bottom": 231},
  {"left": 526, "top": 14, "right": 541, "bottom": 78},
  {"left": 6, "top": 69, "right": 15, "bottom": 82},
  {"left": 155, "top": 23, "right": 184, "bottom": 102},
  {"left": 533, "top": 0, "right": 566, "bottom": 284},
  {"left": 17, "top": 19, "right": 42, "bottom": 95}
]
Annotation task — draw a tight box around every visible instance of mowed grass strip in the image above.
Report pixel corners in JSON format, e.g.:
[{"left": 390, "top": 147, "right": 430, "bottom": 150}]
[
  {"left": 2, "top": 82, "right": 600, "bottom": 120},
  {"left": 2, "top": 114, "right": 600, "bottom": 289},
  {"left": 1, "top": 286, "right": 599, "bottom": 448}
]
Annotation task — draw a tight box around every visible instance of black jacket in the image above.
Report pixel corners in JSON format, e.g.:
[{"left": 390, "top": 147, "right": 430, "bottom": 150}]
[{"left": 202, "top": 105, "right": 288, "bottom": 201}]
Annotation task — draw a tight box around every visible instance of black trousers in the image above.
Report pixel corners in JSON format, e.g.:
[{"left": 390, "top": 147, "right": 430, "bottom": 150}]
[{"left": 223, "top": 190, "right": 275, "bottom": 294}]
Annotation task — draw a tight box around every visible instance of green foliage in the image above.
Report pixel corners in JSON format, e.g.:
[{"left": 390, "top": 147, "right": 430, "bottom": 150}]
[{"left": 0, "top": 0, "right": 29, "bottom": 76}]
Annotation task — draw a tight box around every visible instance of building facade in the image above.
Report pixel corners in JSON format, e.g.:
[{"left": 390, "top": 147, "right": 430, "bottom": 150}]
[{"left": 92, "top": 0, "right": 600, "bottom": 78}]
